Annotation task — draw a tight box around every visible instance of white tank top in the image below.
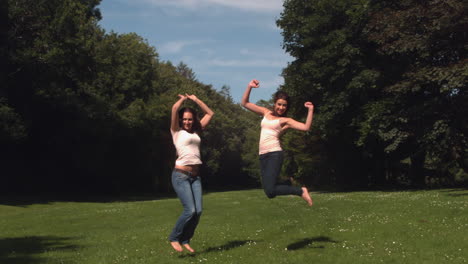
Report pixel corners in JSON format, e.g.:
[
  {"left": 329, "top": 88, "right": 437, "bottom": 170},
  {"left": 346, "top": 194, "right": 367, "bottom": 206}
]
[
  {"left": 171, "top": 129, "right": 202, "bottom": 166},
  {"left": 259, "top": 116, "right": 283, "bottom": 155}
]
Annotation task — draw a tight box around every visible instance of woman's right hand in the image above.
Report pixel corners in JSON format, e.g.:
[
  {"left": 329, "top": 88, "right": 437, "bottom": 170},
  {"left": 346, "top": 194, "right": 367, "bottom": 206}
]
[
  {"left": 178, "top": 94, "right": 187, "bottom": 100},
  {"left": 248, "top": 79, "right": 260, "bottom": 88}
]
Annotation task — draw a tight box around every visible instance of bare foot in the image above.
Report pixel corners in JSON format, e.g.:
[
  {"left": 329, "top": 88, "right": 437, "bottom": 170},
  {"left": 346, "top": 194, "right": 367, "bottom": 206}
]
[
  {"left": 301, "top": 187, "right": 313, "bottom": 206},
  {"left": 170, "top": 241, "right": 183, "bottom": 252},
  {"left": 183, "top": 244, "right": 195, "bottom": 253}
]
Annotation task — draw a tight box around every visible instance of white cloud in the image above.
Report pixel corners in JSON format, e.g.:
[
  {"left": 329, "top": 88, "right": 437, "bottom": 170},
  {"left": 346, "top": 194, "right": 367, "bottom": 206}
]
[
  {"left": 159, "top": 41, "right": 187, "bottom": 53},
  {"left": 208, "top": 58, "right": 286, "bottom": 67},
  {"left": 199, "top": 48, "right": 215, "bottom": 56},
  {"left": 260, "top": 75, "right": 284, "bottom": 89},
  {"left": 140, "top": 0, "right": 283, "bottom": 13},
  {"left": 239, "top": 48, "right": 251, "bottom": 55},
  {"left": 208, "top": 0, "right": 283, "bottom": 12},
  {"left": 238, "top": 48, "right": 293, "bottom": 62},
  {"left": 159, "top": 40, "right": 210, "bottom": 54}
]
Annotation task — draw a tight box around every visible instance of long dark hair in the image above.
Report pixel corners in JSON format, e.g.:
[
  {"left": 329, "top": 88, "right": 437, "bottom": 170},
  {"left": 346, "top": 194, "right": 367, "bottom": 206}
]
[
  {"left": 178, "top": 107, "right": 202, "bottom": 133},
  {"left": 272, "top": 91, "right": 290, "bottom": 117}
]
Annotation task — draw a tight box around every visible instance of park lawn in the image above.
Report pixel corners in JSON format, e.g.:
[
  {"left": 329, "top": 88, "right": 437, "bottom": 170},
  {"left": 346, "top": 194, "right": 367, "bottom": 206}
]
[{"left": 0, "top": 189, "right": 467, "bottom": 264}]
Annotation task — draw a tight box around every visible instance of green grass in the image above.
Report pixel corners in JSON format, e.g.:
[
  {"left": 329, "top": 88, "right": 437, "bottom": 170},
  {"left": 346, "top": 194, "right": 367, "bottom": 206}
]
[{"left": 1, "top": 189, "right": 467, "bottom": 264}]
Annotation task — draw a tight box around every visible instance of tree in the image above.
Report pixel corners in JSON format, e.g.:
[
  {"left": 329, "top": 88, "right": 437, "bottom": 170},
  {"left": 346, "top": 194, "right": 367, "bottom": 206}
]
[
  {"left": 1, "top": 0, "right": 276, "bottom": 194},
  {"left": 176, "top": 61, "right": 197, "bottom": 81},
  {"left": 277, "top": 0, "right": 376, "bottom": 188},
  {"left": 277, "top": 0, "right": 467, "bottom": 188},
  {"left": 361, "top": 0, "right": 468, "bottom": 185},
  {"left": 3, "top": 0, "right": 104, "bottom": 192},
  {"left": 219, "top": 85, "right": 233, "bottom": 103}
]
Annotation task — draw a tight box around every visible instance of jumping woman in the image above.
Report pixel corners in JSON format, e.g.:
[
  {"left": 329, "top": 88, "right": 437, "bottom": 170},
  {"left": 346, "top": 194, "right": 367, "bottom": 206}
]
[{"left": 241, "top": 79, "right": 314, "bottom": 206}]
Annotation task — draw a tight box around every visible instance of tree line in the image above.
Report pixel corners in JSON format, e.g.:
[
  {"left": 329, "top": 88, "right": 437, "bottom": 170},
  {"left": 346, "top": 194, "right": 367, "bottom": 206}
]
[
  {"left": 1, "top": 0, "right": 466, "bottom": 194},
  {"left": 1, "top": 0, "right": 261, "bottom": 194},
  {"left": 277, "top": 0, "right": 467, "bottom": 188}
]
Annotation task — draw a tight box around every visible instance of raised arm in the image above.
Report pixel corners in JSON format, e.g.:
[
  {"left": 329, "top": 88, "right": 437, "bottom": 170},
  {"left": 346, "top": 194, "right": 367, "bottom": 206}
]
[
  {"left": 282, "top": 102, "right": 314, "bottom": 131},
  {"left": 241, "top": 79, "right": 270, "bottom": 116},
  {"left": 171, "top": 94, "right": 187, "bottom": 132},
  {"left": 186, "top": 94, "right": 214, "bottom": 130}
]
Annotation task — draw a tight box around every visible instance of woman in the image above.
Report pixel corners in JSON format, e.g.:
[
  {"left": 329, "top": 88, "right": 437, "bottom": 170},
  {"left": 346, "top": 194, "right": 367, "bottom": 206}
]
[
  {"left": 241, "top": 79, "right": 314, "bottom": 206},
  {"left": 169, "top": 94, "right": 214, "bottom": 253}
]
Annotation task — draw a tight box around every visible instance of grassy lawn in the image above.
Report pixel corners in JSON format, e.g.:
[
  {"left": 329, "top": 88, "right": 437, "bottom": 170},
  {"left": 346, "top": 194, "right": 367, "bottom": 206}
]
[{"left": 1, "top": 189, "right": 467, "bottom": 264}]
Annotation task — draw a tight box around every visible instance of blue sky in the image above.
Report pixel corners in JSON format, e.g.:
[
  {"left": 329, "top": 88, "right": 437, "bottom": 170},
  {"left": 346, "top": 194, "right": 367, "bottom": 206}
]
[{"left": 97, "top": 0, "right": 292, "bottom": 103}]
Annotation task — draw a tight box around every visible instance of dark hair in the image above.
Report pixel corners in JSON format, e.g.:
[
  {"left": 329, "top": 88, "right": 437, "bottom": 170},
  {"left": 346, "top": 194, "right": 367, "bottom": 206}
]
[
  {"left": 272, "top": 91, "right": 290, "bottom": 117},
  {"left": 178, "top": 107, "right": 202, "bottom": 133}
]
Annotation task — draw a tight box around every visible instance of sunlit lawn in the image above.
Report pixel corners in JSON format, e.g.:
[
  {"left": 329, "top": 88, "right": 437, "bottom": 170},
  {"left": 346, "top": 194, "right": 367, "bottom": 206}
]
[{"left": 1, "top": 188, "right": 467, "bottom": 263}]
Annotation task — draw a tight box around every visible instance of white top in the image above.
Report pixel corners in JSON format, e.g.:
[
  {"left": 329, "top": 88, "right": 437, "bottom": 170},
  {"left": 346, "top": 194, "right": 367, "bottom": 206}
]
[
  {"left": 171, "top": 129, "right": 202, "bottom": 166},
  {"left": 259, "top": 116, "right": 283, "bottom": 155}
]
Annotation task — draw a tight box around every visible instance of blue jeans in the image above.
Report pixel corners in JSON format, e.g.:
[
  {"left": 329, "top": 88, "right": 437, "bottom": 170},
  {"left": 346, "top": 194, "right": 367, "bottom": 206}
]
[
  {"left": 168, "top": 170, "right": 202, "bottom": 245},
  {"left": 259, "top": 151, "right": 302, "bottom": 198}
]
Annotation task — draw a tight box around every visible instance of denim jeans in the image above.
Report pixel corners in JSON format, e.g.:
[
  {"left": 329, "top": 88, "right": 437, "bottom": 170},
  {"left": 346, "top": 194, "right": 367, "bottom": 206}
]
[
  {"left": 259, "top": 151, "right": 302, "bottom": 198},
  {"left": 168, "top": 169, "right": 202, "bottom": 245}
]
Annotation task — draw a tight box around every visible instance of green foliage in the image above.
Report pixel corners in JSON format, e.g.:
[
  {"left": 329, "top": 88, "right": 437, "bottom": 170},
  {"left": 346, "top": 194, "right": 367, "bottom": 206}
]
[
  {"left": 363, "top": 0, "right": 468, "bottom": 183},
  {"left": 0, "top": 98, "right": 27, "bottom": 142},
  {"left": 193, "top": 85, "right": 260, "bottom": 187},
  {"left": 2, "top": 0, "right": 260, "bottom": 193},
  {"left": 3, "top": 0, "right": 466, "bottom": 192},
  {"left": 91, "top": 32, "right": 158, "bottom": 111},
  {"left": 277, "top": 0, "right": 467, "bottom": 187},
  {"left": 176, "top": 61, "right": 197, "bottom": 81},
  {"left": 281, "top": 129, "right": 328, "bottom": 187}
]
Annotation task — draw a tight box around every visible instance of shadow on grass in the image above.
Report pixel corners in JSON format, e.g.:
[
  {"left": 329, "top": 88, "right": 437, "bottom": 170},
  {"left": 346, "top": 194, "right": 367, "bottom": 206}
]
[
  {"left": 178, "top": 240, "right": 260, "bottom": 258},
  {"left": 0, "top": 187, "right": 262, "bottom": 207},
  {"left": 314, "top": 186, "right": 468, "bottom": 196},
  {"left": 203, "top": 240, "right": 260, "bottom": 253},
  {"left": 439, "top": 188, "right": 468, "bottom": 197},
  {"left": 0, "top": 187, "right": 263, "bottom": 207},
  {"left": 0, "top": 236, "right": 81, "bottom": 264},
  {"left": 0, "top": 193, "right": 177, "bottom": 207},
  {"left": 286, "top": 236, "right": 339, "bottom": 251}
]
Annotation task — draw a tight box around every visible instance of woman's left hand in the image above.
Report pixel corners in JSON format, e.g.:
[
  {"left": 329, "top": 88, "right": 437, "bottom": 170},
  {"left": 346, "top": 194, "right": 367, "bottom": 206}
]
[
  {"left": 186, "top": 94, "right": 198, "bottom": 101},
  {"left": 304, "top": 102, "right": 314, "bottom": 109}
]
